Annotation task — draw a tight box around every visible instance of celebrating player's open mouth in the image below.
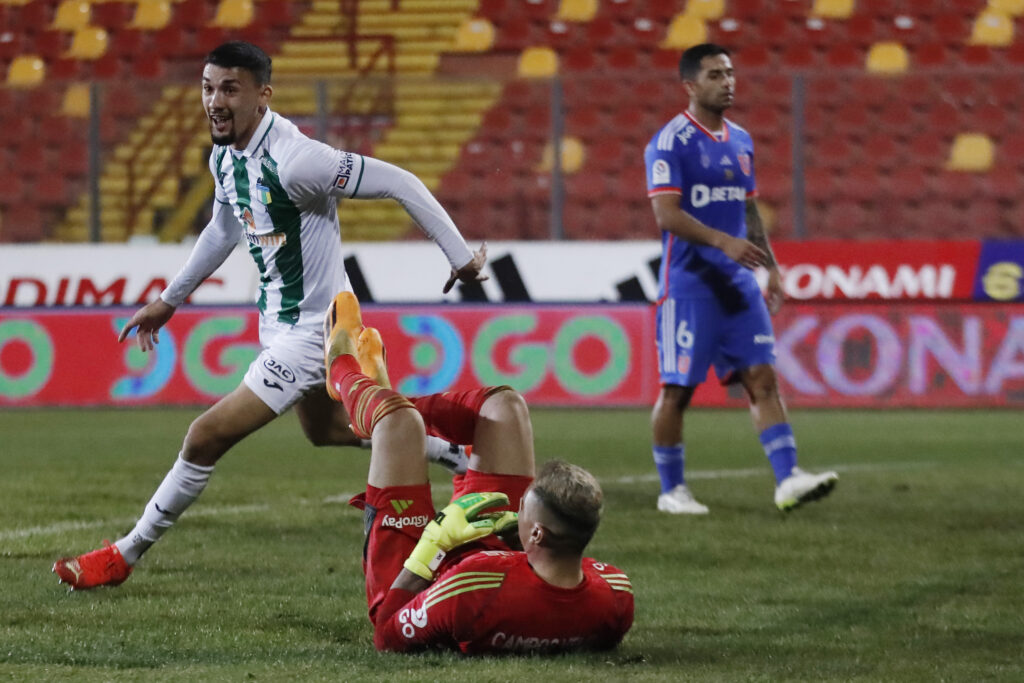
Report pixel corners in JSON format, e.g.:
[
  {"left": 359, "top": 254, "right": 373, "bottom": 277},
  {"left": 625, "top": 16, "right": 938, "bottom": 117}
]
[{"left": 209, "top": 112, "right": 231, "bottom": 138}]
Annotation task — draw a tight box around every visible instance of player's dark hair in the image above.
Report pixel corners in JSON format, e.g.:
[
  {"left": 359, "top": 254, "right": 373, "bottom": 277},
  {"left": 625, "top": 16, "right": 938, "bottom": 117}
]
[
  {"left": 206, "top": 41, "right": 272, "bottom": 85},
  {"left": 531, "top": 460, "right": 603, "bottom": 555},
  {"left": 679, "top": 43, "right": 731, "bottom": 81}
]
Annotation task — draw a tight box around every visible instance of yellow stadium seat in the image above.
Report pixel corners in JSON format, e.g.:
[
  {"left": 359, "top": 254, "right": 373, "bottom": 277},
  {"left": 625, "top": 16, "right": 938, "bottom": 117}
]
[
  {"left": 130, "top": 0, "right": 171, "bottom": 30},
  {"left": 6, "top": 55, "right": 45, "bottom": 88},
  {"left": 52, "top": 0, "right": 91, "bottom": 31},
  {"left": 66, "top": 27, "right": 109, "bottom": 60},
  {"left": 685, "top": 0, "right": 724, "bottom": 20},
  {"left": 947, "top": 133, "right": 994, "bottom": 172},
  {"left": 452, "top": 18, "right": 495, "bottom": 52},
  {"left": 866, "top": 41, "right": 909, "bottom": 74},
  {"left": 662, "top": 14, "right": 708, "bottom": 48},
  {"left": 556, "top": 0, "right": 597, "bottom": 22},
  {"left": 518, "top": 46, "right": 558, "bottom": 78},
  {"left": 811, "top": 0, "right": 854, "bottom": 19},
  {"left": 537, "top": 136, "right": 585, "bottom": 174},
  {"left": 989, "top": 0, "right": 1024, "bottom": 17},
  {"left": 970, "top": 10, "right": 1014, "bottom": 46},
  {"left": 212, "top": 0, "right": 254, "bottom": 29},
  {"left": 61, "top": 83, "right": 91, "bottom": 118}
]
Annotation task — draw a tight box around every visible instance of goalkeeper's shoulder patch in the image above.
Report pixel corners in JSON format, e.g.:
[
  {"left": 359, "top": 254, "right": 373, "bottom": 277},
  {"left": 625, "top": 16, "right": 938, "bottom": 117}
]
[{"left": 423, "top": 570, "right": 506, "bottom": 610}]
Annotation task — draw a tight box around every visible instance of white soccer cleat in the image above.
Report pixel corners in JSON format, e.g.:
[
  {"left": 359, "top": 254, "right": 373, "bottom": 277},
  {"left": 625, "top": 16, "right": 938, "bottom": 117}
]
[
  {"left": 774, "top": 467, "right": 838, "bottom": 511},
  {"left": 657, "top": 484, "right": 709, "bottom": 515}
]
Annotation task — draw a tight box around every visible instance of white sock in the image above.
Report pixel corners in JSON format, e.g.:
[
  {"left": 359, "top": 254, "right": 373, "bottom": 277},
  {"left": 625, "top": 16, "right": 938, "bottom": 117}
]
[
  {"left": 424, "top": 436, "right": 469, "bottom": 474},
  {"left": 114, "top": 454, "right": 214, "bottom": 565}
]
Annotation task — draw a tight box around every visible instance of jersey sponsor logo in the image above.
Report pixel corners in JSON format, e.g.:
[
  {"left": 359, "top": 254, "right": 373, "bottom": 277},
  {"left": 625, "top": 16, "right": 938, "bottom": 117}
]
[
  {"left": 491, "top": 632, "right": 585, "bottom": 653},
  {"left": 334, "top": 153, "right": 356, "bottom": 189},
  {"left": 262, "top": 358, "right": 296, "bottom": 383},
  {"left": 398, "top": 605, "right": 428, "bottom": 639},
  {"left": 240, "top": 206, "right": 257, "bottom": 231},
  {"left": 244, "top": 232, "right": 287, "bottom": 247},
  {"left": 651, "top": 159, "right": 670, "bottom": 185},
  {"left": 260, "top": 150, "right": 278, "bottom": 175},
  {"left": 380, "top": 514, "right": 429, "bottom": 529},
  {"left": 690, "top": 184, "right": 747, "bottom": 208},
  {"left": 738, "top": 153, "right": 751, "bottom": 176}
]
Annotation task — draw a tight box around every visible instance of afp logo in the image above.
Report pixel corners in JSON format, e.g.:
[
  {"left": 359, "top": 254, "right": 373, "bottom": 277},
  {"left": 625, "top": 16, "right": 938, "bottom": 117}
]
[{"left": 263, "top": 358, "right": 296, "bottom": 383}]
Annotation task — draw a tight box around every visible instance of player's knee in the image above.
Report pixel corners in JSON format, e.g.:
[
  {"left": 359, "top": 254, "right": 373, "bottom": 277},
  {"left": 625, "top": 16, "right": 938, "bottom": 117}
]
[
  {"left": 657, "top": 385, "right": 693, "bottom": 412},
  {"left": 480, "top": 387, "right": 529, "bottom": 423},
  {"left": 744, "top": 370, "right": 779, "bottom": 403},
  {"left": 303, "top": 422, "right": 361, "bottom": 448},
  {"left": 182, "top": 415, "right": 231, "bottom": 463}
]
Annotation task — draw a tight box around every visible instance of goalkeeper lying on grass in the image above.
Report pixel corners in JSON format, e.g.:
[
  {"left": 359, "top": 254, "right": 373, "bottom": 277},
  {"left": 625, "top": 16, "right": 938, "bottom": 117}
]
[{"left": 324, "top": 292, "right": 634, "bottom": 654}]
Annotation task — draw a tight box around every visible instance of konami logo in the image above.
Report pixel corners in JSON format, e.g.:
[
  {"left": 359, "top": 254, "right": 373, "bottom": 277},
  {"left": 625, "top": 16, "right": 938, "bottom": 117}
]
[{"left": 769, "top": 264, "right": 957, "bottom": 300}]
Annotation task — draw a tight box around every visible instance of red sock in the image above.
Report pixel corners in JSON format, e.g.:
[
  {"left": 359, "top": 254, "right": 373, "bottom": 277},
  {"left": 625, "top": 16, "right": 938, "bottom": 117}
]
[
  {"left": 411, "top": 386, "right": 511, "bottom": 444},
  {"left": 328, "top": 356, "right": 413, "bottom": 439}
]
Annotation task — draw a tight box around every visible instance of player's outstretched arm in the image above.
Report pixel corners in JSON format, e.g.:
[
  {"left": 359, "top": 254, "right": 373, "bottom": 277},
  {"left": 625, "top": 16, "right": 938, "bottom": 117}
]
[{"left": 118, "top": 299, "right": 176, "bottom": 352}]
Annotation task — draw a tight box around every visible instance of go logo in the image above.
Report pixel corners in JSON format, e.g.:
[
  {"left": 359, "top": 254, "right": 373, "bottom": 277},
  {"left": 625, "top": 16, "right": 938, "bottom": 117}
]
[{"left": 0, "top": 320, "right": 54, "bottom": 399}]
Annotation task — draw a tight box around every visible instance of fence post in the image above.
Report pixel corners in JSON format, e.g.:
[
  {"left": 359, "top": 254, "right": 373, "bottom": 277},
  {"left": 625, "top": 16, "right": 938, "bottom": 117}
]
[
  {"left": 549, "top": 75, "right": 565, "bottom": 241},
  {"left": 790, "top": 73, "right": 806, "bottom": 240}
]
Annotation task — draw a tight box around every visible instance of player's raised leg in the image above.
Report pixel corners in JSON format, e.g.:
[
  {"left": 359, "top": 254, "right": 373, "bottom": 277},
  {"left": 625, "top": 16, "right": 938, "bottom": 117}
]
[{"left": 739, "top": 364, "right": 837, "bottom": 511}]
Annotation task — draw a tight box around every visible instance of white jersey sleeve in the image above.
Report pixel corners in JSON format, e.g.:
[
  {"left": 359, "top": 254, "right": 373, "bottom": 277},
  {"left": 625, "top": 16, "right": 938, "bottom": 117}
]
[
  {"left": 277, "top": 137, "right": 366, "bottom": 203},
  {"left": 160, "top": 200, "right": 242, "bottom": 307},
  {"left": 352, "top": 155, "right": 473, "bottom": 270}
]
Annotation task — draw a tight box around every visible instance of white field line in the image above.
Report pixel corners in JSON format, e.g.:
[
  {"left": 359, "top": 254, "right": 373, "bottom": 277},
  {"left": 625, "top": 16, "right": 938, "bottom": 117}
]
[{"left": 2, "top": 461, "right": 928, "bottom": 541}]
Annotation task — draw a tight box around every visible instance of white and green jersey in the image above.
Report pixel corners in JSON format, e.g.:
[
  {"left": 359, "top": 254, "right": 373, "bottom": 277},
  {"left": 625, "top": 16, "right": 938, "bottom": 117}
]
[{"left": 161, "top": 108, "right": 472, "bottom": 327}]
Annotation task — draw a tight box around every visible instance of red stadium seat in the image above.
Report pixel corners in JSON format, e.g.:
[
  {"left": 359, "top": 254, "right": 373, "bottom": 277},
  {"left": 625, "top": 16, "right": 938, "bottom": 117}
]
[
  {"left": 92, "top": 53, "right": 123, "bottom": 79},
  {"left": 781, "top": 45, "right": 815, "bottom": 69},
  {"left": 605, "top": 46, "right": 638, "bottom": 70},
  {"left": 845, "top": 15, "right": 880, "bottom": 47},
  {"left": 523, "top": 0, "right": 556, "bottom": 20},
  {"left": 826, "top": 44, "right": 861, "bottom": 69},
  {"left": 92, "top": 2, "right": 132, "bottom": 30},
  {"left": 914, "top": 43, "right": 949, "bottom": 67},
  {"left": 0, "top": 204, "right": 45, "bottom": 242},
  {"left": 478, "top": 0, "right": 506, "bottom": 19},
  {"left": 566, "top": 107, "right": 604, "bottom": 138},
  {"left": 494, "top": 18, "right": 533, "bottom": 50},
  {"left": 562, "top": 46, "right": 596, "bottom": 72},
  {"left": 0, "top": 171, "right": 24, "bottom": 206},
  {"left": 962, "top": 45, "right": 993, "bottom": 67}
]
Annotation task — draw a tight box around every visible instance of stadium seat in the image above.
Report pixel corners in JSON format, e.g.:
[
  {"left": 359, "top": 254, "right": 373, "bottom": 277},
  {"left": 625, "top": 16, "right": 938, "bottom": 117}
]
[
  {"left": 686, "top": 0, "right": 724, "bottom": 20},
  {"left": 518, "top": 46, "right": 558, "bottom": 78},
  {"left": 537, "top": 136, "right": 585, "bottom": 173},
  {"left": 866, "top": 41, "right": 908, "bottom": 74},
  {"left": 946, "top": 133, "right": 995, "bottom": 172},
  {"left": 60, "top": 82, "right": 90, "bottom": 118},
  {"left": 130, "top": 0, "right": 171, "bottom": 30},
  {"left": 66, "top": 27, "right": 109, "bottom": 60},
  {"left": 6, "top": 55, "right": 45, "bottom": 88},
  {"left": 962, "top": 45, "right": 994, "bottom": 67},
  {"left": 556, "top": 0, "right": 597, "bottom": 21},
  {"left": 661, "top": 14, "right": 707, "bottom": 49},
  {"left": 51, "top": 0, "right": 90, "bottom": 31},
  {"left": 970, "top": 10, "right": 1014, "bottom": 46},
  {"left": 781, "top": 44, "right": 815, "bottom": 68},
  {"left": 826, "top": 44, "right": 861, "bottom": 68},
  {"left": 452, "top": 18, "right": 495, "bottom": 52},
  {"left": 913, "top": 42, "right": 948, "bottom": 67},
  {"left": 811, "top": 0, "right": 854, "bottom": 19},
  {"left": 989, "top": 0, "right": 1024, "bottom": 15},
  {"left": 92, "top": 2, "right": 132, "bottom": 31},
  {"left": 212, "top": 0, "right": 253, "bottom": 28}
]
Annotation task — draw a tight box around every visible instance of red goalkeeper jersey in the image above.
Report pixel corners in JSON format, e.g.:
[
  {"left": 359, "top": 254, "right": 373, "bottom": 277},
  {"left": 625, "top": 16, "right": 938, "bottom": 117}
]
[{"left": 373, "top": 550, "right": 634, "bottom": 654}]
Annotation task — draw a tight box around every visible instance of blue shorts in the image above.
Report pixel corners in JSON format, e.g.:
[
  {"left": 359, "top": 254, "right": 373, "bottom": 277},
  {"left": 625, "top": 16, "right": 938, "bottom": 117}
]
[{"left": 655, "top": 292, "right": 776, "bottom": 387}]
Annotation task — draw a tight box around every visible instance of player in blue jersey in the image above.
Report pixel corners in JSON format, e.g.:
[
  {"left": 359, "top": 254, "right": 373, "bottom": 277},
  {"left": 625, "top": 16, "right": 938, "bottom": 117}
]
[{"left": 644, "top": 43, "right": 837, "bottom": 514}]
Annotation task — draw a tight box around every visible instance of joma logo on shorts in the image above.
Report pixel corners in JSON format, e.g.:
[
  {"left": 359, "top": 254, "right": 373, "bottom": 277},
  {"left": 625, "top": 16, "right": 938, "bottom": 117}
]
[
  {"left": 263, "top": 358, "right": 296, "bottom": 383},
  {"left": 381, "top": 515, "right": 429, "bottom": 529}
]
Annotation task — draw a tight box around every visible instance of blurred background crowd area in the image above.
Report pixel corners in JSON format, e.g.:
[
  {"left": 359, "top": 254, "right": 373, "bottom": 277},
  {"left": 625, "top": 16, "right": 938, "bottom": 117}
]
[{"left": 1, "top": 0, "right": 1023, "bottom": 244}]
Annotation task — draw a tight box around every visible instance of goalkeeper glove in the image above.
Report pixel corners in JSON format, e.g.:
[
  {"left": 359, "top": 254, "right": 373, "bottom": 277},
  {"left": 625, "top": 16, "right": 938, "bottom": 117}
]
[{"left": 403, "top": 492, "right": 511, "bottom": 581}]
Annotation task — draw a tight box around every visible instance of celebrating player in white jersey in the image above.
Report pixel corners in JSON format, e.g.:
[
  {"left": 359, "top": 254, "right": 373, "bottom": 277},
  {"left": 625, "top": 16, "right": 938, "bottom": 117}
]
[{"left": 53, "top": 41, "right": 487, "bottom": 590}]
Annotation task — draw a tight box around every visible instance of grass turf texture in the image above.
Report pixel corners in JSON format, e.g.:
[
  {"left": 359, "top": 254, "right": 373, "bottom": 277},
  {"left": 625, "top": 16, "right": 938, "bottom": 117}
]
[{"left": 1, "top": 408, "right": 1021, "bottom": 681}]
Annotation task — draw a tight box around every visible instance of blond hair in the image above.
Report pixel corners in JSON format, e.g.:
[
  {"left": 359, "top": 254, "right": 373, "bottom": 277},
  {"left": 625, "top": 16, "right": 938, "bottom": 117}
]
[{"left": 531, "top": 460, "right": 603, "bottom": 554}]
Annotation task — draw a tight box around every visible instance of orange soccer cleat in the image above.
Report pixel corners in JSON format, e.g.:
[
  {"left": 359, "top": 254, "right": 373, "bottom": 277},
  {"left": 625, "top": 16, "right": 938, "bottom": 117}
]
[{"left": 53, "top": 541, "right": 132, "bottom": 590}]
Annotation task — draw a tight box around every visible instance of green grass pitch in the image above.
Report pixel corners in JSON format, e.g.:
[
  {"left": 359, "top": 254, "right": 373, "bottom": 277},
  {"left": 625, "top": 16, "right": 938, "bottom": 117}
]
[{"left": 1, "top": 407, "right": 1022, "bottom": 681}]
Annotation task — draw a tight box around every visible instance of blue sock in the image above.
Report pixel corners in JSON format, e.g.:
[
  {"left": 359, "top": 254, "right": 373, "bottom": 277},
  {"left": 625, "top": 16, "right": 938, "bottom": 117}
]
[
  {"left": 653, "top": 444, "right": 685, "bottom": 493},
  {"left": 760, "top": 423, "right": 798, "bottom": 485}
]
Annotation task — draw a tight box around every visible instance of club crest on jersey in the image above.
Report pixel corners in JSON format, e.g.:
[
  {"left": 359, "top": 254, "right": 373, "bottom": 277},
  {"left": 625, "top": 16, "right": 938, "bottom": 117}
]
[
  {"left": 738, "top": 153, "right": 751, "bottom": 176},
  {"left": 255, "top": 179, "right": 272, "bottom": 205}
]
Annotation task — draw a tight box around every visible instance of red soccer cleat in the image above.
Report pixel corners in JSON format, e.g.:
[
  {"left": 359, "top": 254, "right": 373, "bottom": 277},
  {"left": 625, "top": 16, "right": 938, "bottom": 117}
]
[{"left": 53, "top": 541, "right": 132, "bottom": 590}]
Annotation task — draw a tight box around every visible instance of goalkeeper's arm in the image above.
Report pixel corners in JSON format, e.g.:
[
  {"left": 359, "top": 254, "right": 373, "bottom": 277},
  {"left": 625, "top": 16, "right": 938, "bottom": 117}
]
[{"left": 372, "top": 493, "right": 516, "bottom": 633}]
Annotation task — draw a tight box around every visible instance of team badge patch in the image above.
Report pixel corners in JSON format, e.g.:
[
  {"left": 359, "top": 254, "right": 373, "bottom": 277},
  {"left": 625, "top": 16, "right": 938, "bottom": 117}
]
[
  {"left": 738, "top": 153, "right": 752, "bottom": 176},
  {"left": 254, "top": 179, "right": 272, "bottom": 205},
  {"left": 652, "top": 159, "right": 670, "bottom": 185}
]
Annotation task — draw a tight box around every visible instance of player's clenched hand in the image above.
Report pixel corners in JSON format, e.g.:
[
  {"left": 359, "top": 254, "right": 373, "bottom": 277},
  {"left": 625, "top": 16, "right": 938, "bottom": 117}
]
[
  {"left": 404, "top": 491, "right": 510, "bottom": 581},
  {"left": 117, "top": 299, "right": 176, "bottom": 352},
  {"left": 722, "top": 236, "right": 767, "bottom": 270},
  {"left": 443, "top": 242, "right": 489, "bottom": 294}
]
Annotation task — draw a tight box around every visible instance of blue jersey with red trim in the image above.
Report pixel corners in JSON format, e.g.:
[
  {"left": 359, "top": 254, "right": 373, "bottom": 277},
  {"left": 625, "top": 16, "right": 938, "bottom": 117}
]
[{"left": 645, "top": 111, "right": 758, "bottom": 301}]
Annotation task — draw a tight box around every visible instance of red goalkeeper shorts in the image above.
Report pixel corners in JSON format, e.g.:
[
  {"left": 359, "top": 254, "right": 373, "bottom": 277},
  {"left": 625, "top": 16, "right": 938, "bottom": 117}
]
[{"left": 350, "top": 469, "right": 533, "bottom": 624}]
